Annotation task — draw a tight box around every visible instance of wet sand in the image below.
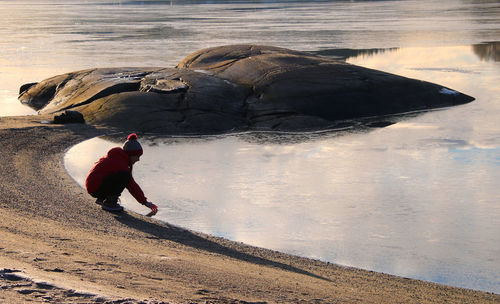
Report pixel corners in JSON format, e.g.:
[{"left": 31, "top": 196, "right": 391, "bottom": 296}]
[{"left": 0, "top": 115, "right": 498, "bottom": 303}]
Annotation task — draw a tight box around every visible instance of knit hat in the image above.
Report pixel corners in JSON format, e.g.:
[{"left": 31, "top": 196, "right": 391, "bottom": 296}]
[{"left": 123, "top": 133, "right": 143, "bottom": 157}]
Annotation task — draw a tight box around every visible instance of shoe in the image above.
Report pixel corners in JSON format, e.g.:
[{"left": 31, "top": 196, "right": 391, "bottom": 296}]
[
  {"left": 101, "top": 196, "right": 124, "bottom": 212},
  {"left": 95, "top": 198, "right": 104, "bottom": 205}
]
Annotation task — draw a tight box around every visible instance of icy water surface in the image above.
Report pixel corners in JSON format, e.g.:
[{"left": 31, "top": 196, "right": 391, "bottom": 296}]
[
  {"left": 66, "top": 44, "right": 500, "bottom": 293},
  {"left": 1, "top": 0, "right": 499, "bottom": 294}
]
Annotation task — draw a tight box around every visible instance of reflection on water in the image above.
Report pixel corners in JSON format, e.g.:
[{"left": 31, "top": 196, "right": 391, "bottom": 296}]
[
  {"left": 310, "top": 47, "right": 400, "bottom": 61},
  {"left": 66, "top": 45, "right": 500, "bottom": 293},
  {"left": 316, "top": 41, "right": 500, "bottom": 63},
  {"left": 472, "top": 41, "right": 500, "bottom": 62}
]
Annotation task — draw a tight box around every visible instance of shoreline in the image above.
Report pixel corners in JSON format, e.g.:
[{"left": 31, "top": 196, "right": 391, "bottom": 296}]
[{"left": 0, "top": 115, "right": 498, "bottom": 303}]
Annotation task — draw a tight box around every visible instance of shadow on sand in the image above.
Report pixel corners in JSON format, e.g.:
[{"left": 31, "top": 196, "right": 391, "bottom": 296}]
[{"left": 114, "top": 211, "right": 332, "bottom": 282}]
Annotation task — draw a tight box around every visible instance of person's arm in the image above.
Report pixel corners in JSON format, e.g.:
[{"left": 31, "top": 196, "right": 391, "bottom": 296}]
[
  {"left": 126, "top": 177, "right": 147, "bottom": 204},
  {"left": 127, "top": 177, "right": 158, "bottom": 215}
]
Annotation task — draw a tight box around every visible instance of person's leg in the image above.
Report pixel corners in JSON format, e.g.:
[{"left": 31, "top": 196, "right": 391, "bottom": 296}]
[
  {"left": 92, "top": 171, "right": 131, "bottom": 199},
  {"left": 91, "top": 171, "right": 131, "bottom": 211}
]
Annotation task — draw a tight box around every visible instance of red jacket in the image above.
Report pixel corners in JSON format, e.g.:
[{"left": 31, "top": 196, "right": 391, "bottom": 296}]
[{"left": 85, "top": 147, "right": 147, "bottom": 204}]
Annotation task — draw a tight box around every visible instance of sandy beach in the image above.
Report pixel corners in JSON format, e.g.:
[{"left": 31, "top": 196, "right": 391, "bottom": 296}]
[{"left": 0, "top": 115, "right": 498, "bottom": 304}]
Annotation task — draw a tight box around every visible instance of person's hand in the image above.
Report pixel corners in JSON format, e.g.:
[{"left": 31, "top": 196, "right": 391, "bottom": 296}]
[{"left": 144, "top": 202, "right": 158, "bottom": 216}]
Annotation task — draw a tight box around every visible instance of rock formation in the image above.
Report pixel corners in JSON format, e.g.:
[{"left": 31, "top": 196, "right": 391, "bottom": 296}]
[{"left": 19, "top": 45, "right": 474, "bottom": 134}]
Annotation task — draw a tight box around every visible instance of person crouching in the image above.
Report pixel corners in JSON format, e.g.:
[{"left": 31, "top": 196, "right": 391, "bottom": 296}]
[{"left": 85, "top": 133, "right": 158, "bottom": 215}]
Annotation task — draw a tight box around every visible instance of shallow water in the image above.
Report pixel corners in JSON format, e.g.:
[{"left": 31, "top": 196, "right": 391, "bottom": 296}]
[{"left": 2, "top": 0, "right": 499, "bottom": 294}]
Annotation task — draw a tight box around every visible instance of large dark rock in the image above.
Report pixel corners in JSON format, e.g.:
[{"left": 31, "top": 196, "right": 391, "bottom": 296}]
[
  {"left": 53, "top": 110, "right": 85, "bottom": 124},
  {"left": 19, "top": 45, "right": 474, "bottom": 134}
]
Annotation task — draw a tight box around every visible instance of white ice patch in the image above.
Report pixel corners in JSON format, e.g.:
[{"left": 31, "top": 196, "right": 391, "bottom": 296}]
[
  {"left": 194, "top": 69, "right": 215, "bottom": 76},
  {"left": 439, "top": 88, "right": 459, "bottom": 95}
]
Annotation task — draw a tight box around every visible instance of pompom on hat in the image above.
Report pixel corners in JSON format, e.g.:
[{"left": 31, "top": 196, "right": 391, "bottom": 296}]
[{"left": 123, "top": 133, "right": 143, "bottom": 157}]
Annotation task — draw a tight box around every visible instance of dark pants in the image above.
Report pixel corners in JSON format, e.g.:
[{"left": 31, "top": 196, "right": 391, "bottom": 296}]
[{"left": 90, "top": 171, "right": 131, "bottom": 200}]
